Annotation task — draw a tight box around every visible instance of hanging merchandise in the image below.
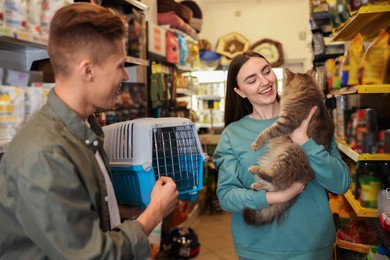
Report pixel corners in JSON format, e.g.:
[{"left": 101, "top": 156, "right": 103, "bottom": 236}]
[
  {"left": 166, "top": 30, "right": 180, "bottom": 64},
  {"left": 359, "top": 29, "right": 390, "bottom": 85},
  {"left": 177, "top": 33, "right": 188, "bottom": 66},
  {"left": 186, "top": 41, "right": 201, "bottom": 70},
  {"left": 150, "top": 72, "right": 166, "bottom": 109}
]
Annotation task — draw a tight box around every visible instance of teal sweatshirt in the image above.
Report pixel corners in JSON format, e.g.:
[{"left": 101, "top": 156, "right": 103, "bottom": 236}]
[{"left": 213, "top": 115, "right": 350, "bottom": 260}]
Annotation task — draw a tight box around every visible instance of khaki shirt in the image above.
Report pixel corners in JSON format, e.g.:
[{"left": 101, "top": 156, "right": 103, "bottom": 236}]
[{"left": 0, "top": 90, "right": 149, "bottom": 259}]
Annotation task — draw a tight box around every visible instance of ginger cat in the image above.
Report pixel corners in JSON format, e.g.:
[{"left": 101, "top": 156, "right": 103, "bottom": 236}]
[{"left": 243, "top": 69, "right": 334, "bottom": 225}]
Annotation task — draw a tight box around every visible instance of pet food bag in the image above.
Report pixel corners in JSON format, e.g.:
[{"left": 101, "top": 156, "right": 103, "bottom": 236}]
[{"left": 359, "top": 29, "right": 390, "bottom": 85}]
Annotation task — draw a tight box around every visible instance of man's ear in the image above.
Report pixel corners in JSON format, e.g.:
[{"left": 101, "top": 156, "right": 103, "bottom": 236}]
[
  {"left": 79, "top": 59, "right": 94, "bottom": 82},
  {"left": 234, "top": 87, "right": 247, "bottom": 98}
]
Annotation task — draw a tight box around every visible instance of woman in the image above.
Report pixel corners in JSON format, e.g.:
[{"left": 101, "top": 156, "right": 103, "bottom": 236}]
[{"left": 213, "top": 51, "right": 350, "bottom": 260}]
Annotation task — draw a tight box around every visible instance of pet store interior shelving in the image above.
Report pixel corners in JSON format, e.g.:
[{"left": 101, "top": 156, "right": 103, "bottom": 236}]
[
  {"left": 311, "top": 2, "right": 390, "bottom": 254},
  {"left": 0, "top": 0, "right": 150, "bottom": 144},
  {"left": 189, "top": 70, "right": 227, "bottom": 130}
]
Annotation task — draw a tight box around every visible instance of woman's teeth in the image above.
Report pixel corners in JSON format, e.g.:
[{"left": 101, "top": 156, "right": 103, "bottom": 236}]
[{"left": 259, "top": 87, "right": 272, "bottom": 94}]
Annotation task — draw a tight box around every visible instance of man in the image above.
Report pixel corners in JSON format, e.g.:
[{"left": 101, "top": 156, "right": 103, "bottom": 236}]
[{"left": 0, "top": 3, "right": 178, "bottom": 259}]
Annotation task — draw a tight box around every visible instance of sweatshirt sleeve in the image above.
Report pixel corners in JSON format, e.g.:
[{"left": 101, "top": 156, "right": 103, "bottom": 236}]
[
  {"left": 213, "top": 130, "right": 270, "bottom": 213},
  {"left": 301, "top": 136, "right": 350, "bottom": 194}
]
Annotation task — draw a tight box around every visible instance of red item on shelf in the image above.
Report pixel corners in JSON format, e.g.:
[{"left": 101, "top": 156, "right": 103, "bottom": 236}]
[{"left": 380, "top": 213, "right": 390, "bottom": 232}]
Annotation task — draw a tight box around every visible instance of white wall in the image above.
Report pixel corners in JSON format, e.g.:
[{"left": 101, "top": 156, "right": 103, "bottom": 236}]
[{"left": 193, "top": 0, "right": 313, "bottom": 71}]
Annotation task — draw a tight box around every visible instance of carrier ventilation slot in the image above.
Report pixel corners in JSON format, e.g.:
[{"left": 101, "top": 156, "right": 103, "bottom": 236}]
[{"left": 114, "top": 122, "right": 131, "bottom": 160}]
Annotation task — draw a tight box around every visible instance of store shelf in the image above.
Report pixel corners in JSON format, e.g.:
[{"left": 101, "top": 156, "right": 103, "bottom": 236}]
[
  {"left": 125, "top": 56, "right": 149, "bottom": 66},
  {"left": 357, "top": 84, "right": 390, "bottom": 94},
  {"left": 328, "top": 84, "right": 390, "bottom": 97},
  {"left": 313, "top": 53, "right": 344, "bottom": 66},
  {"left": 0, "top": 27, "right": 47, "bottom": 50},
  {"left": 332, "top": 4, "right": 390, "bottom": 42},
  {"left": 336, "top": 139, "right": 390, "bottom": 162},
  {"left": 0, "top": 26, "right": 149, "bottom": 66},
  {"left": 195, "top": 95, "right": 222, "bottom": 101},
  {"left": 328, "top": 86, "right": 359, "bottom": 97},
  {"left": 344, "top": 190, "right": 378, "bottom": 218},
  {"left": 335, "top": 237, "right": 372, "bottom": 254}
]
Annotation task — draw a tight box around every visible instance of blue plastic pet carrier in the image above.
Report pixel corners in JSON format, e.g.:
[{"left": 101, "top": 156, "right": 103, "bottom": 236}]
[{"left": 103, "top": 117, "right": 208, "bottom": 209}]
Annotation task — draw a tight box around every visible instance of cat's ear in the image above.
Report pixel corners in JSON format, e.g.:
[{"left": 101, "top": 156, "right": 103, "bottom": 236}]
[
  {"left": 285, "top": 68, "right": 294, "bottom": 81},
  {"left": 306, "top": 70, "right": 313, "bottom": 76}
]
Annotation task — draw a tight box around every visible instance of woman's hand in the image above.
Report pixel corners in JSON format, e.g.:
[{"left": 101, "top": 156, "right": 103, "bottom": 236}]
[
  {"left": 290, "top": 106, "right": 318, "bottom": 145},
  {"left": 266, "top": 182, "right": 306, "bottom": 205}
]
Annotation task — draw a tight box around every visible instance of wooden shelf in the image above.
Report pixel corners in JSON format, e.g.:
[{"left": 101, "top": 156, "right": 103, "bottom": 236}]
[
  {"left": 328, "top": 86, "right": 359, "bottom": 97},
  {"left": 332, "top": 4, "right": 390, "bottom": 42},
  {"left": 336, "top": 139, "right": 390, "bottom": 162},
  {"left": 335, "top": 237, "right": 371, "bottom": 254},
  {"left": 344, "top": 190, "right": 378, "bottom": 217},
  {"left": 328, "top": 84, "right": 390, "bottom": 97},
  {"left": 357, "top": 84, "right": 390, "bottom": 94}
]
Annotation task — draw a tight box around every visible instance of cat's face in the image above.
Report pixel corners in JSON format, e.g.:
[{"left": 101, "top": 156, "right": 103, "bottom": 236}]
[{"left": 282, "top": 69, "right": 321, "bottom": 98}]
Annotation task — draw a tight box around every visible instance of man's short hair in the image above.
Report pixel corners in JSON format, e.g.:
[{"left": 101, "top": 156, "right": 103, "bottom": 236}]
[{"left": 48, "top": 3, "right": 128, "bottom": 77}]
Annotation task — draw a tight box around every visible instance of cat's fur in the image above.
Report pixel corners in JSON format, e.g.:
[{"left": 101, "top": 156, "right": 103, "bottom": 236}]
[{"left": 243, "top": 69, "right": 334, "bottom": 226}]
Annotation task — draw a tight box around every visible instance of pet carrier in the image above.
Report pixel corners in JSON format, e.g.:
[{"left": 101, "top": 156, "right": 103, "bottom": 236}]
[{"left": 103, "top": 117, "right": 208, "bottom": 209}]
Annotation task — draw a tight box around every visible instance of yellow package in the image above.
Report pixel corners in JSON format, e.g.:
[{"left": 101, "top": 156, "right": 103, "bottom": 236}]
[
  {"left": 360, "top": 29, "right": 390, "bottom": 85},
  {"left": 325, "top": 58, "right": 336, "bottom": 92},
  {"left": 347, "top": 33, "right": 364, "bottom": 86}
]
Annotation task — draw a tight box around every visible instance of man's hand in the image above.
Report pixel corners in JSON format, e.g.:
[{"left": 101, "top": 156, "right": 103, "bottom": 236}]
[{"left": 136, "top": 177, "right": 178, "bottom": 235}]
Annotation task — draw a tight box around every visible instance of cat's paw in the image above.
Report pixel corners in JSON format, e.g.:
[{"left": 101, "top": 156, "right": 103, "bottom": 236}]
[
  {"left": 251, "top": 143, "right": 260, "bottom": 151},
  {"left": 251, "top": 183, "right": 265, "bottom": 190},
  {"left": 248, "top": 165, "right": 259, "bottom": 174}
]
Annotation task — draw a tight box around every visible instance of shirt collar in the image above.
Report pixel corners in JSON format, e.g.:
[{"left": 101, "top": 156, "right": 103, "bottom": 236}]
[{"left": 46, "top": 89, "right": 103, "bottom": 153}]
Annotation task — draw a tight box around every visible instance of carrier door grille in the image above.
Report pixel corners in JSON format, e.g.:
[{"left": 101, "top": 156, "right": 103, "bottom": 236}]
[{"left": 152, "top": 125, "right": 200, "bottom": 192}]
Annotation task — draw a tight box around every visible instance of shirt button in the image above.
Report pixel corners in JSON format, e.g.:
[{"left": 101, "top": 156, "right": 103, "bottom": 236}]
[
  {"left": 85, "top": 140, "right": 90, "bottom": 145},
  {"left": 93, "top": 140, "right": 99, "bottom": 146},
  {"left": 105, "top": 196, "right": 108, "bottom": 202}
]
